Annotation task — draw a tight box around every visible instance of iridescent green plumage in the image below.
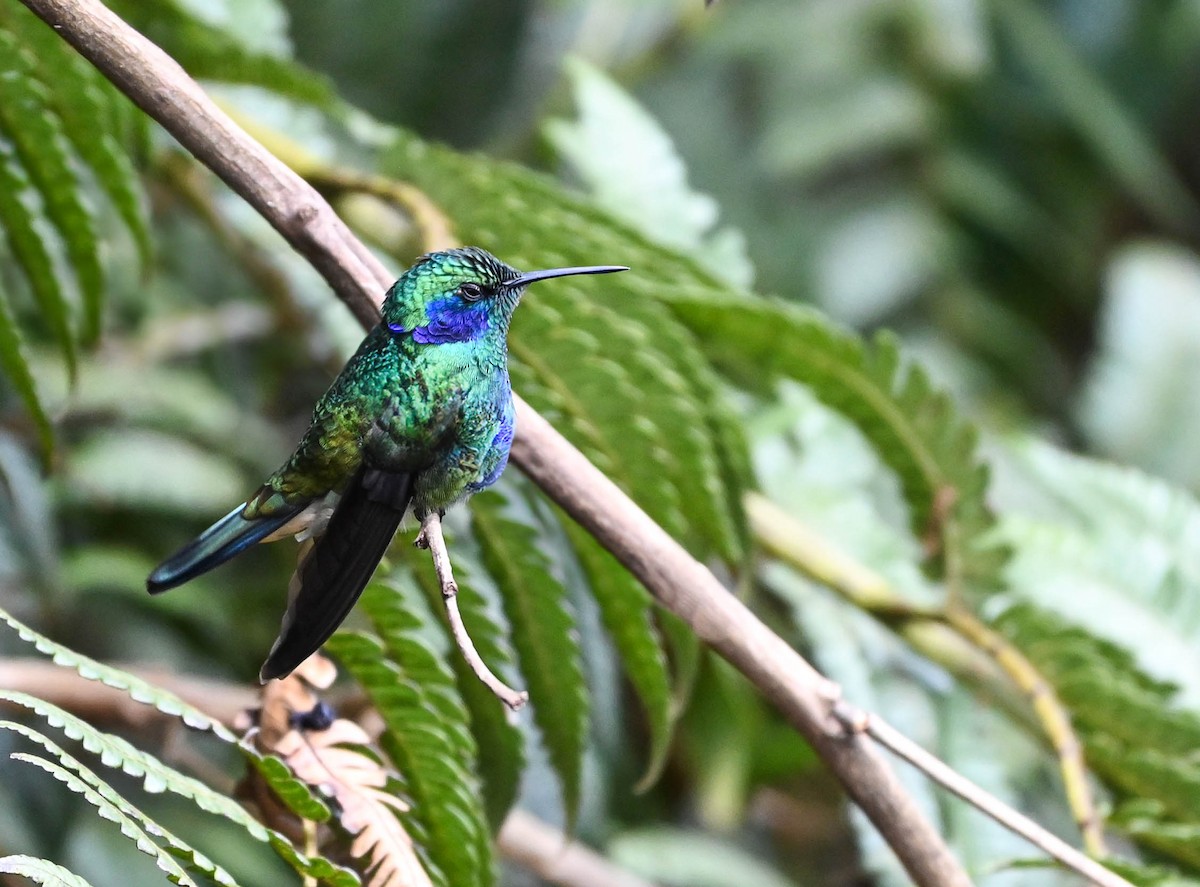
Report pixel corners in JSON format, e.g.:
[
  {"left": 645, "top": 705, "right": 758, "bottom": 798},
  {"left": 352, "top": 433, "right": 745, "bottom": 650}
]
[{"left": 146, "top": 247, "right": 626, "bottom": 680}]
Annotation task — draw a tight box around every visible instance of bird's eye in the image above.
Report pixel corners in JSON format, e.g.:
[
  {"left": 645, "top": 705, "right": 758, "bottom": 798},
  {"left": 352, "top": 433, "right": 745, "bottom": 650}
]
[{"left": 459, "top": 282, "right": 485, "bottom": 301}]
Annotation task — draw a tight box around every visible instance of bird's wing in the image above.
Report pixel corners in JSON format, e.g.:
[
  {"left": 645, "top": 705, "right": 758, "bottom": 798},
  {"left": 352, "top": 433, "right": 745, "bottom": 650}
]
[
  {"left": 146, "top": 499, "right": 309, "bottom": 594},
  {"left": 259, "top": 465, "right": 413, "bottom": 682}
]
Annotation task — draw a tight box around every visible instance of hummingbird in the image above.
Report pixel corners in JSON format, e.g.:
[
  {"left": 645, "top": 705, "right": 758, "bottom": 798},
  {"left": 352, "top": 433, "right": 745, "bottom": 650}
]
[{"left": 146, "top": 247, "right": 627, "bottom": 682}]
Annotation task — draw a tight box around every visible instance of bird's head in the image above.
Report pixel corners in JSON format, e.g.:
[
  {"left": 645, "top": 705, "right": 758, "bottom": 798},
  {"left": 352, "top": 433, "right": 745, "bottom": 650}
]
[{"left": 382, "top": 247, "right": 627, "bottom": 345}]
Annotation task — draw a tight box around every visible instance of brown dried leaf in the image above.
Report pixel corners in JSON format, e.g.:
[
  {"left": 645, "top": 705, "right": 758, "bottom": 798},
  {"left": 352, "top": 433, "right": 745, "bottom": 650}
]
[{"left": 278, "top": 720, "right": 434, "bottom": 887}]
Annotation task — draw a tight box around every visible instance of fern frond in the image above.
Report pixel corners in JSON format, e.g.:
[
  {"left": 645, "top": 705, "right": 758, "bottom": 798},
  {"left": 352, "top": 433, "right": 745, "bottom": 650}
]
[
  {"left": 0, "top": 855, "right": 95, "bottom": 887},
  {"left": 0, "top": 605, "right": 342, "bottom": 835},
  {"left": 357, "top": 581, "right": 491, "bottom": 879},
  {"left": 9, "top": 721, "right": 240, "bottom": 885},
  {"left": 564, "top": 522, "right": 675, "bottom": 788},
  {"left": 470, "top": 491, "right": 590, "bottom": 825},
  {"left": 0, "top": 691, "right": 356, "bottom": 885},
  {"left": 405, "top": 550, "right": 526, "bottom": 832},
  {"left": 0, "top": 605, "right": 234, "bottom": 738},
  {"left": 668, "top": 296, "right": 1004, "bottom": 594},
  {"left": 107, "top": 0, "right": 336, "bottom": 107},
  {"left": 997, "top": 603, "right": 1200, "bottom": 866},
  {"left": 0, "top": 283, "right": 51, "bottom": 457},
  {"left": 0, "top": 30, "right": 102, "bottom": 342},
  {"left": 276, "top": 718, "right": 433, "bottom": 887},
  {"left": 326, "top": 627, "right": 482, "bottom": 887},
  {"left": 10, "top": 749, "right": 201, "bottom": 887}
]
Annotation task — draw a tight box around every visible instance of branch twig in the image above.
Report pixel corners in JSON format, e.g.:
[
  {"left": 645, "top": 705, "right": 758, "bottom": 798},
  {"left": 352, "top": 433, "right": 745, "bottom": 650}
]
[
  {"left": 749, "top": 493, "right": 1115, "bottom": 865},
  {"left": 831, "top": 702, "right": 1129, "bottom": 887},
  {"left": 415, "top": 512, "right": 528, "bottom": 711}
]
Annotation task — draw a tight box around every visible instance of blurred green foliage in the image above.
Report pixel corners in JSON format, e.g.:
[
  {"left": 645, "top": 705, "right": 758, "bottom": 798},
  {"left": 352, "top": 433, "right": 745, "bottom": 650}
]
[{"left": 5, "top": 1, "right": 1200, "bottom": 886}]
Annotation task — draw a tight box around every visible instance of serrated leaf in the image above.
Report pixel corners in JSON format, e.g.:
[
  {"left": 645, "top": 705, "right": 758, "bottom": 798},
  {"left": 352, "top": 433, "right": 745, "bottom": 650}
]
[
  {"left": 0, "top": 281, "right": 51, "bottom": 458},
  {"left": 0, "top": 855, "right": 96, "bottom": 887},
  {"left": 0, "top": 30, "right": 103, "bottom": 341},
  {"left": 4, "top": 2, "right": 152, "bottom": 265},
  {"left": 993, "top": 438, "right": 1200, "bottom": 706},
  {"left": 0, "top": 126, "right": 76, "bottom": 378},
  {"left": 410, "top": 551, "right": 525, "bottom": 832},
  {"left": 5, "top": 722, "right": 241, "bottom": 886},
  {"left": 0, "top": 604, "right": 235, "bottom": 738},
  {"left": 325, "top": 629, "right": 482, "bottom": 887},
  {"left": 564, "top": 523, "right": 674, "bottom": 789},
  {"left": 356, "top": 580, "right": 492, "bottom": 880},
  {"left": 666, "top": 295, "right": 1003, "bottom": 593},
  {"left": 10, "top": 751, "right": 199, "bottom": 887},
  {"left": 992, "top": 602, "right": 1200, "bottom": 868},
  {"left": 470, "top": 491, "right": 589, "bottom": 824},
  {"left": 109, "top": 0, "right": 336, "bottom": 107},
  {"left": 0, "top": 603, "right": 335, "bottom": 830},
  {"left": 2, "top": 695, "right": 348, "bottom": 883},
  {"left": 241, "top": 752, "right": 337, "bottom": 824},
  {"left": 275, "top": 720, "right": 432, "bottom": 887}
]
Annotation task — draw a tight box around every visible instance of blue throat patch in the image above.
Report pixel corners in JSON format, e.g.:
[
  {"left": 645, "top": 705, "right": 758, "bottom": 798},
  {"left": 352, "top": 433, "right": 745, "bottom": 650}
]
[{"left": 388, "top": 296, "right": 490, "bottom": 344}]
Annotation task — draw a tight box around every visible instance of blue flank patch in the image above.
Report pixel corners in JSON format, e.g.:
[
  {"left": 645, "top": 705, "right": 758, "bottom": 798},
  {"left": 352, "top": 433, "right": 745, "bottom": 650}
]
[
  {"left": 412, "top": 297, "right": 490, "bottom": 344},
  {"left": 469, "top": 414, "right": 515, "bottom": 492}
]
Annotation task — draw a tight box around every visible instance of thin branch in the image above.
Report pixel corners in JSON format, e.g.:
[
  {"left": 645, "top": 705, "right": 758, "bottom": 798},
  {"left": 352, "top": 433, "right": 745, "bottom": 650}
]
[
  {"left": 415, "top": 512, "right": 528, "bottom": 711},
  {"left": 748, "top": 493, "right": 1113, "bottom": 860},
  {"left": 19, "top": 1, "right": 975, "bottom": 882},
  {"left": 498, "top": 809, "right": 659, "bottom": 887},
  {"left": 831, "top": 702, "right": 1129, "bottom": 887}
]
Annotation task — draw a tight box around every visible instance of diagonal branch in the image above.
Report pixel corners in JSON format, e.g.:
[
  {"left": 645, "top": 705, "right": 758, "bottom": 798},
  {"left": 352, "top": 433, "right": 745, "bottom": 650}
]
[{"left": 14, "top": 1, "right": 1074, "bottom": 883}]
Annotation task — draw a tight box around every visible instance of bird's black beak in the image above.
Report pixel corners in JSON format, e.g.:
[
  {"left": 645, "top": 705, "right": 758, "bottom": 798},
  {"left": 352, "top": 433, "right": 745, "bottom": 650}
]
[{"left": 507, "top": 265, "right": 629, "bottom": 288}]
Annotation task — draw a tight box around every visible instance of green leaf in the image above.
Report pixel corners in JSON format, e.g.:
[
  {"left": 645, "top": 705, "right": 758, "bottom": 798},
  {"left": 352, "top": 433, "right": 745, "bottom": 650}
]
[
  {"left": 564, "top": 523, "right": 674, "bottom": 789},
  {"left": 0, "top": 30, "right": 103, "bottom": 341},
  {"left": 326, "top": 627, "right": 482, "bottom": 887},
  {"left": 0, "top": 700, "right": 352, "bottom": 885},
  {"left": 109, "top": 0, "right": 337, "bottom": 107},
  {"left": 0, "top": 603, "right": 335, "bottom": 829},
  {"left": 668, "top": 295, "right": 1003, "bottom": 593},
  {"left": 5, "top": 721, "right": 242, "bottom": 886},
  {"left": 0, "top": 282, "right": 51, "bottom": 459},
  {"left": 0, "top": 855, "right": 96, "bottom": 887},
  {"left": 356, "top": 580, "right": 492, "bottom": 881},
  {"left": 10, "top": 751, "right": 200, "bottom": 887},
  {"left": 410, "top": 550, "right": 525, "bottom": 832},
  {"left": 470, "top": 490, "right": 589, "bottom": 824},
  {"left": 8, "top": 3, "right": 152, "bottom": 265},
  {"left": 0, "top": 126, "right": 76, "bottom": 378},
  {"left": 0, "top": 604, "right": 235, "bottom": 738},
  {"left": 993, "top": 437, "right": 1200, "bottom": 703}
]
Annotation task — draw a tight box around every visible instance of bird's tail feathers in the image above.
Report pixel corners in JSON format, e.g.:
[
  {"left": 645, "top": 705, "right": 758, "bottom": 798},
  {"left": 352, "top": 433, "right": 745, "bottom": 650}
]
[
  {"left": 146, "top": 500, "right": 306, "bottom": 594},
  {"left": 259, "top": 467, "right": 412, "bottom": 682}
]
